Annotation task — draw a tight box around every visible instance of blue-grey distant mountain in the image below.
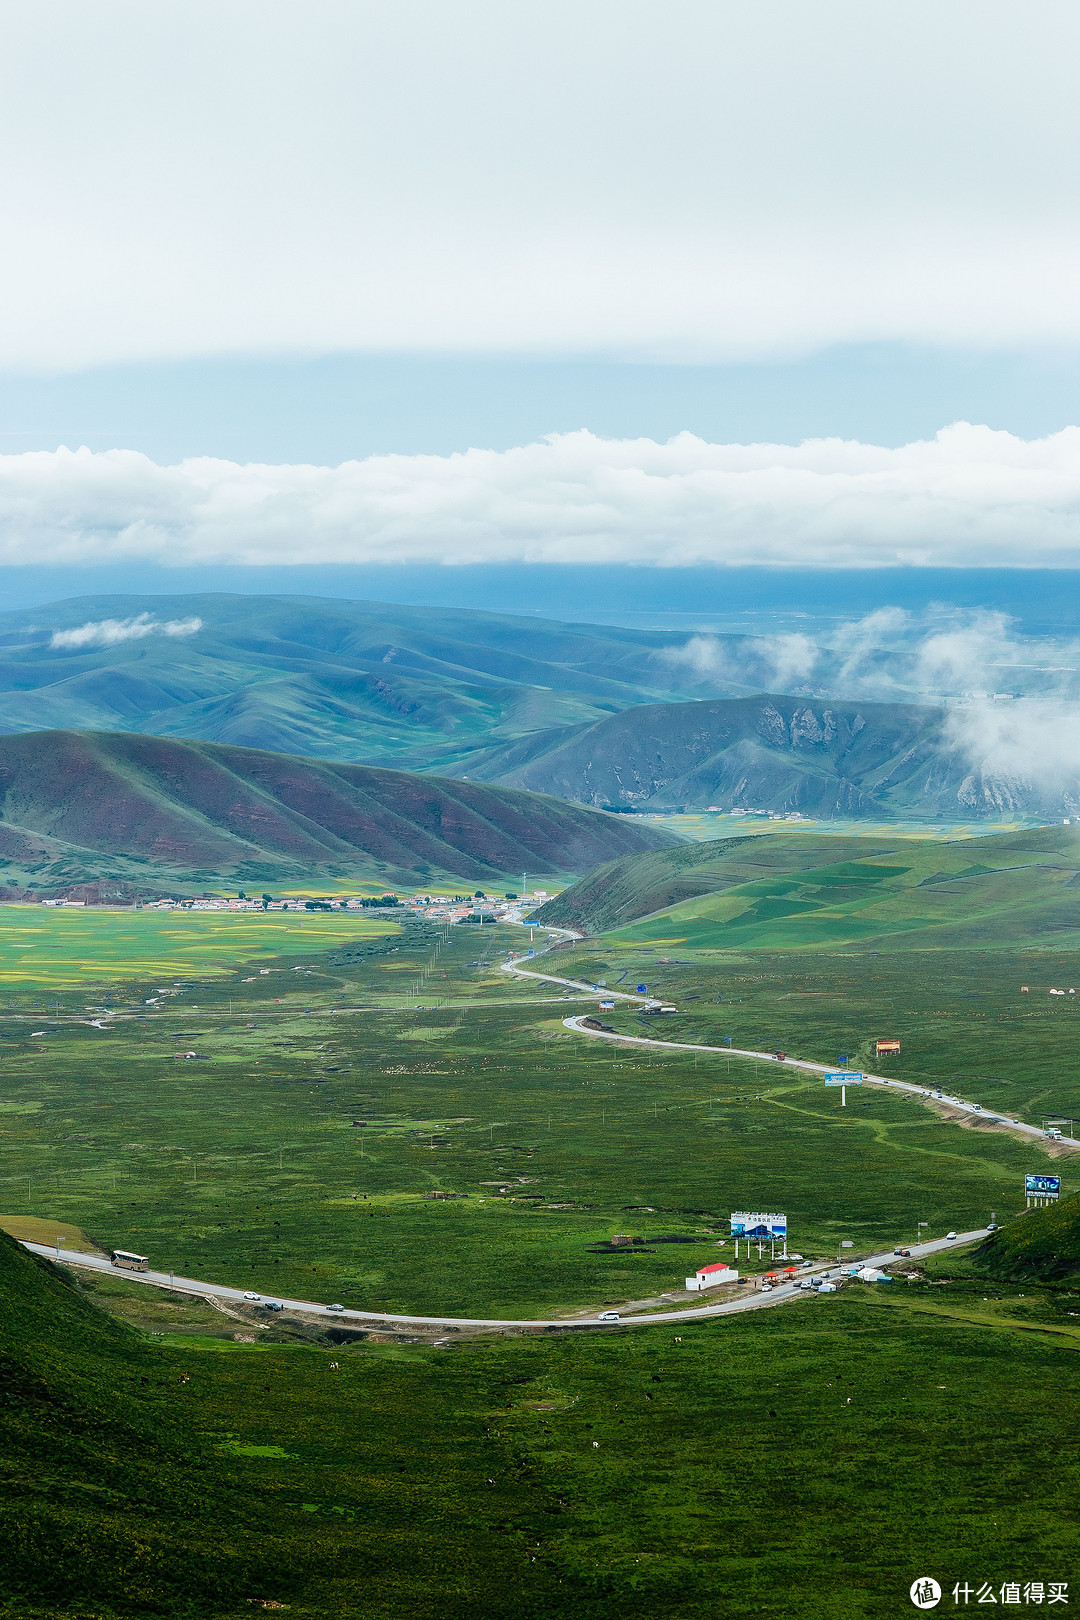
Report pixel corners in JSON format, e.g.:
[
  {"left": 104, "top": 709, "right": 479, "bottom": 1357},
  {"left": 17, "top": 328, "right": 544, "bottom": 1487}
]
[
  {"left": 460, "top": 692, "right": 1068, "bottom": 820},
  {"left": 0, "top": 593, "right": 747, "bottom": 772}
]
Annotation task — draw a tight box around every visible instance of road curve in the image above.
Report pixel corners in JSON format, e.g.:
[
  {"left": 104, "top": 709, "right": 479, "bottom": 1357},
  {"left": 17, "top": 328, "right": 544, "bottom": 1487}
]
[
  {"left": 20, "top": 1231, "right": 989, "bottom": 1332},
  {"left": 500, "top": 933, "right": 1079, "bottom": 1152},
  {"left": 12, "top": 925, "right": 1015, "bottom": 1334},
  {"left": 560, "top": 1015, "right": 1080, "bottom": 1150}
]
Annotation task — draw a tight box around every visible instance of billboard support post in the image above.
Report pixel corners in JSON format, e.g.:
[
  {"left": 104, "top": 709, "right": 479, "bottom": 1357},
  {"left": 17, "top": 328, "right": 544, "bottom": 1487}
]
[{"left": 825, "top": 1072, "right": 862, "bottom": 1108}]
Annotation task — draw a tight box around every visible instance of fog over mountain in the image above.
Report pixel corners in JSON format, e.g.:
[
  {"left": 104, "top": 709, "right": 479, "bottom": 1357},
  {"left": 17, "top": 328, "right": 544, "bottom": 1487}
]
[
  {"left": 2, "top": 592, "right": 1079, "bottom": 822},
  {"left": 458, "top": 693, "right": 1080, "bottom": 822}
]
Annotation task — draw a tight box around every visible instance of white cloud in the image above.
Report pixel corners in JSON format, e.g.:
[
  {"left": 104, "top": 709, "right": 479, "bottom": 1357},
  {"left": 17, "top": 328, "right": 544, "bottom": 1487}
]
[
  {"left": 669, "top": 631, "right": 820, "bottom": 689},
  {"left": 6, "top": 424, "right": 1080, "bottom": 569},
  {"left": 3, "top": 4, "right": 1080, "bottom": 367},
  {"left": 50, "top": 614, "right": 202, "bottom": 649},
  {"left": 944, "top": 700, "right": 1080, "bottom": 799},
  {"left": 760, "top": 633, "right": 819, "bottom": 689}
]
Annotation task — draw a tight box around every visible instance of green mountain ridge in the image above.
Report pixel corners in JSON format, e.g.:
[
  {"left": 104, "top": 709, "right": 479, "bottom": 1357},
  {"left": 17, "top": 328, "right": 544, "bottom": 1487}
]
[
  {"left": 0, "top": 730, "right": 675, "bottom": 894},
  {"left": 534, "top": 823, "right": 1080, "bottom": 951},
  {"left": 0, "top": 592, "right": 742, "bottom": 774}
]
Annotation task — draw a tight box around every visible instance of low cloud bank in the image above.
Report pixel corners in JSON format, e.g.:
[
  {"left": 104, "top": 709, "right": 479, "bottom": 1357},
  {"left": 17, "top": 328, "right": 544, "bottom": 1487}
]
[
  {"left": 942, "top": 699, "right": 1080, "bottom": 797},
  {"left": 667, "top": 607, "right": 1080, "bottom": 802},
  {"left": 669, "top": 608, "right": 1063, "bottom": 702},
  {"left": 50, "top": 614, "right": 202, "bottom": 650},
  {"left": 5, "top": 424, "right": 1080, "bottom": 568}
]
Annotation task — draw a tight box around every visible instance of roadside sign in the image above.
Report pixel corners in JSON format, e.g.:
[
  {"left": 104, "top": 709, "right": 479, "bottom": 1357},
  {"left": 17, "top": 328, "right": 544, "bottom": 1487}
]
[
  {"left": 636, "top": 984, "right": 647, "bottom": 993},
  {"left": 1025, "top": 1174, "right": 1061, "bottom": 1197},
  {"left": 875, "top": 1040, "right": 901, "bottom": 1055},
  {"left": 825, "top": 1072, "right": 863, "bottom": 1085},
  {"left": 730, "top": 1211, "right": 787, "bottom": 1239}
]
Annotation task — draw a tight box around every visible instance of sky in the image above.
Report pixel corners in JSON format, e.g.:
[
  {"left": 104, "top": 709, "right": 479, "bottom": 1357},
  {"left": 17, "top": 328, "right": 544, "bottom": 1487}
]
[{"left": 3, "top": 2, "right": 1080, "bottom": 603}]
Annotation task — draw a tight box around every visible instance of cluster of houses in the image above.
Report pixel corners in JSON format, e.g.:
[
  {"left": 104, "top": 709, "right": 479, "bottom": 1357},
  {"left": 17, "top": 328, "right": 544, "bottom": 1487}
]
[{"left": 42, "top": 888, "right": 552, "bottom": 915}]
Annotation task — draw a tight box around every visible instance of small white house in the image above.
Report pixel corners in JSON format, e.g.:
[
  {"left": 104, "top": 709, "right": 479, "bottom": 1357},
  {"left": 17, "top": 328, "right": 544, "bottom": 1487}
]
[{"left": 685, "top": 1263, "right": 739, "bottom": 1293}]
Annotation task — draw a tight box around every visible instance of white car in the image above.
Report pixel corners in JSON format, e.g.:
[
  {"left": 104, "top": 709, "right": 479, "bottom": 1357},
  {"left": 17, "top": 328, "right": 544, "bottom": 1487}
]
[
  {"left": 946, "top": 1231, "right": 958, "bottom": 1241},
  {"left": 328, "top": 1303, "right": 345, "bottom": 1313},
  {"left": 597, "top": 1310, "right": 621, "bottom": 1322},
  {"left": 243, "top": 1291, "right": 261, "bottom": 1301}
]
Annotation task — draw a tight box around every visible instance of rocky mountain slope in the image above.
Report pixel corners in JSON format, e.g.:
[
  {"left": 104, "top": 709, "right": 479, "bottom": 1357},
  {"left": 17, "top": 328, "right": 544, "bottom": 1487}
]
[{"left": 464, "top": 693, "right": 1063, "bottom": 820}]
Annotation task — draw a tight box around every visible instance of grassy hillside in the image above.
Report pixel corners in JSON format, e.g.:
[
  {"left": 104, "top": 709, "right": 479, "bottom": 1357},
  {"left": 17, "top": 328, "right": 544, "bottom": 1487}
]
[
  {"left": 532, "top": 833, "right": 774, "bottom": 932},
  {"left": 0, "top": 730, "right": 675, "bottom": 895},
  {"left": 971, "top": 1193, "right": 1080, "bottom": 1281},
  {"left": 537, "top": 822, "right": 1080, "bottom": 950},
  {"left": 0, "top": 593, "right": 746, "bottom": 774},
  {"left": 0, "top": 1228, "right": 586, "bottom": 1619},
  {"left": 11, "top": 1227, "right": 1080, "bottom": 1620},
  {"left": 7, "top": 918, "right": 1080, "bottom": 1616},
  {"left": 473, "top": 691, "right": 1076, "bottom": 820}
]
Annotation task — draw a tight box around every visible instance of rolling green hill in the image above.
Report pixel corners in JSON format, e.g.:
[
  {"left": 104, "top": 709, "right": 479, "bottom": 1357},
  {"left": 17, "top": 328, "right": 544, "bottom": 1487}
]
[
  {"left": 0, "top": 730, "right": 675, "bottom": 895},
  {"left": 0, "top": 593, "right": 740, "bottom": 774},
  {"left": 467, "top": 691, "right": 1070, "bottom": 820},
  {"left": 534, "top": 822, "right": 1080, "bottom": 950},
  {"left": 971, "top": 1194, "right": 1080, "bottom": 1282}
]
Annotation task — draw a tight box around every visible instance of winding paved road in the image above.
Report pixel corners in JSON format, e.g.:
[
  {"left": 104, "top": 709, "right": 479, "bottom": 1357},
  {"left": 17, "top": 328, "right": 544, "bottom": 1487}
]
[
  {"left": 13, "top": 924, "right": 1035, "bottom": 1334},
  {"left": 502, "top": 934, "right": 1080, "bottom": 1152},
  {"left": 20, "top": 1230, "right": 989, "bottom": 1331}
]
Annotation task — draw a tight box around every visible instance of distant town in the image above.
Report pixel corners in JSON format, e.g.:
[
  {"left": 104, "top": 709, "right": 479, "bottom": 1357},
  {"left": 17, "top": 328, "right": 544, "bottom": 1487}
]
[{"left": 37, "top": 889, "right": 552, "bottom": 919}]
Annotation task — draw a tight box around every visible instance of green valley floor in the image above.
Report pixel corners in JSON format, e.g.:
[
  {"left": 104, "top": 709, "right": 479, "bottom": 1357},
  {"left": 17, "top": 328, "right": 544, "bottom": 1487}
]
[{"left": 0, "top": 896, "right": 1078, "bottom": 1616}]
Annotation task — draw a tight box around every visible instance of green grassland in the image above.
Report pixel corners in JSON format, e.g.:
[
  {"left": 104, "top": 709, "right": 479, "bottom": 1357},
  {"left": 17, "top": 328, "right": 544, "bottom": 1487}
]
[
  {"left": 971, "top": 1190, "right": 1080, "bottom": 1282},
  {"left": 0, "top": 905, "right": 400, "bottom": 985},
  {"left": 562, "top": 937, "right": 1080, "bottom": 1133},
  {"left": 539, "top": 822, "right": 1080, "bottom": 950},
  {"left": 0, "top": 911, "right": 1077, "bottom": 1316},
  {"left": 5, "top": 853, "right": 1080, "bottom": 1618},
  {"left": 642, "top": 812, "right": 1040, "bottom": 842},
  {"left": 5, "top": 1228, "right": 1080, "bottom": 1620}
]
